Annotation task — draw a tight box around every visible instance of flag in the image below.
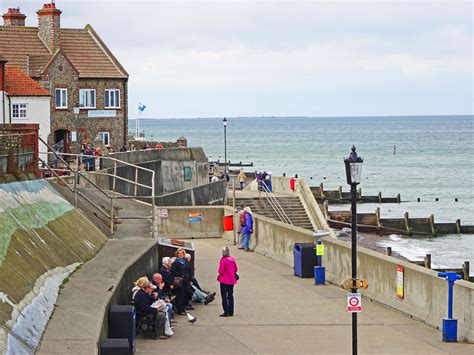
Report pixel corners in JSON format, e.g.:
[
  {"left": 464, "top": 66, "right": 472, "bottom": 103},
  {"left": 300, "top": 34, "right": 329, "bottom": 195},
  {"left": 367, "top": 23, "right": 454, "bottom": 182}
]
[{"left": 138, "top": 103, "right": 146, "bottom": 112}]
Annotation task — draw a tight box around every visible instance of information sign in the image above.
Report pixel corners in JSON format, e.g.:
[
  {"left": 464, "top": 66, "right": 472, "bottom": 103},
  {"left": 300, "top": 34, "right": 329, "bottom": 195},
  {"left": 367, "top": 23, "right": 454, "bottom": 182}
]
[
  {"left": 188, "top": 212, "right": 202, "bottom": 223},
  {"left": 397, "top": 265, "right": 404, "bottom": 300},
  {"left": 347, "top": 292, "right": 362, "bottom": 312},
  {"left": 157, "top": 209, "right": 168, "bottom": 218},
  {"left": 316, "top": 244, "right": 325, "bottom": 256}
]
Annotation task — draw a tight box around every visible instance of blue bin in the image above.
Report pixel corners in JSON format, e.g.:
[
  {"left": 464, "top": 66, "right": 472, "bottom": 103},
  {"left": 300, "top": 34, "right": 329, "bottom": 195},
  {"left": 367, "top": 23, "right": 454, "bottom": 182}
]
[
  {"left": 294, "top": 243, "right": 316, "bottom": 278},
  {"left": 314, "top": 266, "right": 326, "bottom": 285}
]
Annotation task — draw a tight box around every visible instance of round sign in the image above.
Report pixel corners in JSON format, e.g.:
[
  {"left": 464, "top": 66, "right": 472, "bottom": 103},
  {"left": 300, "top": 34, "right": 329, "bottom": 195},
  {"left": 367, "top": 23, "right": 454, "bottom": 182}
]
[{"left": 349, "top": 297, "right": 359, "bottom": 307}]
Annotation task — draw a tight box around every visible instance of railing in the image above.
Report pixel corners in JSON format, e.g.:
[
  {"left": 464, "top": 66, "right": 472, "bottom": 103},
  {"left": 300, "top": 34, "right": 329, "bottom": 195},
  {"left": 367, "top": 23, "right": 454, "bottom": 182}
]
[
  {"left": 38, "top": 137, "right": 156, "bottom": 238},
  {"left": 259, "top": 181, "right": 293, "bottom": 226}
]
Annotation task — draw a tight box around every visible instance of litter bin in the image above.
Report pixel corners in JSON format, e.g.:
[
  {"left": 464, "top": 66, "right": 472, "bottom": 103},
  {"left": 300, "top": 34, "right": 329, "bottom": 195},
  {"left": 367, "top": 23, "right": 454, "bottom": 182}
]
[
  {"left": 294, "top": 243, "right": 316, "bottom": 278},
  {"left": 223, "top": 215, "right": 234, "bottom": 231}
]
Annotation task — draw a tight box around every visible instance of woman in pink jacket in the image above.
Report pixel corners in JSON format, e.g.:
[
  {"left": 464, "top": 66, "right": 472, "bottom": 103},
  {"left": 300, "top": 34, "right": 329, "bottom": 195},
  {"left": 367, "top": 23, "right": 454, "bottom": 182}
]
[{"left": 217, "top": 246, "right": 238, "bottom": 317}]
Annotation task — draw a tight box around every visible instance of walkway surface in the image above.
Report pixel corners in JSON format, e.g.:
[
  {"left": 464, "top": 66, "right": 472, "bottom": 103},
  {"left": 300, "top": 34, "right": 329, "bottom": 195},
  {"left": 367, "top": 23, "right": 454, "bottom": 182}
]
[{"left": 137, "top": 238, "right": 473, "bottom": 354}]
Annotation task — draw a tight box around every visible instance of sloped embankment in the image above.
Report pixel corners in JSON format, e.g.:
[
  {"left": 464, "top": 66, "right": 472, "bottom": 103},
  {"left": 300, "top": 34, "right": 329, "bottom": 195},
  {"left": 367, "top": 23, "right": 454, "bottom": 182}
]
[{"left": 0, "top": 180, "right": 107, "bottom": 353}]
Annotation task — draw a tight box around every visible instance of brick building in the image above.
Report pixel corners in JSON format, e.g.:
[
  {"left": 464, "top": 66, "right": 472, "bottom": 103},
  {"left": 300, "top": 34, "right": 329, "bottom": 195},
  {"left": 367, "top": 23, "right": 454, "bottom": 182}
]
[{"left": 0, "top": 3, "right": 129, "bottom": 151}]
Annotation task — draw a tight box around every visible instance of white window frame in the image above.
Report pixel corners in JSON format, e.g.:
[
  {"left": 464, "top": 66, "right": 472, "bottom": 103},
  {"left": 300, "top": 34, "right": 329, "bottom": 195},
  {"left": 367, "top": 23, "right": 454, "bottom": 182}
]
[
  {"left": 104, "top": 89, "right": 120, "bottom": 109},
  {"left": 98, "top": 131, "right": 110, "bottom": 145},
  {"left": 12, "top": 103, "right": 27, "bottom": 119},
  {"left": 55, "top": 88, "right": 68, "bottom": 109},
  {"left": 79, "top": 89, "right": 96, "bottom": 109}
]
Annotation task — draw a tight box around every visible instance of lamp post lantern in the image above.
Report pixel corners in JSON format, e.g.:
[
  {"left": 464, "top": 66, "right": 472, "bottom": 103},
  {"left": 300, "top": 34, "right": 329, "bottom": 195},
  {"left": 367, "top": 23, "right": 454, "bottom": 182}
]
[
  {"left": 223, "top": 117, "right": 228, "bottom": 175},
  {"left": 344, "top": 145, "right": 363, "bottom": 355}
]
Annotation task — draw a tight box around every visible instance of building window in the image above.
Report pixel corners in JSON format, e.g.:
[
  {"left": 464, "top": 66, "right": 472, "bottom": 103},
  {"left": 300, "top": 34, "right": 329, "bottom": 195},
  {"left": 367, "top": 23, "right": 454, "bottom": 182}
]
[
  {"left": 79, "top": 89, "right": 96, "bottom": 108},
  {"left": 105, "top": 89, "right": 120, "bottom": 109},
  {"left": 12, "top": 103, "right": 27, "bottom": 118},
  {"left": 55, "top": 88, "right": 67, "bottom": 108},
  {"left": 183, "top": 166, "right": 192, "bottom": 181},
  {"left": 97, "top": 132, "right": 110, "bottom": 145}
]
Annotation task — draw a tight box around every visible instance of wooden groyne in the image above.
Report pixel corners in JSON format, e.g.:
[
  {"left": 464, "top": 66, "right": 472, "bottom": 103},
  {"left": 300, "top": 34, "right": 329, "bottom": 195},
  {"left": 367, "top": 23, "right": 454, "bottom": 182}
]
[
  {"left": 326, "top": 206, "right": 474, "bottom": 236},
  {"left": 311, "top": 183, "right": 401, "bottom": 203},
  {"left": 385, "top": 248, "right": 472, "bottom": 282}
]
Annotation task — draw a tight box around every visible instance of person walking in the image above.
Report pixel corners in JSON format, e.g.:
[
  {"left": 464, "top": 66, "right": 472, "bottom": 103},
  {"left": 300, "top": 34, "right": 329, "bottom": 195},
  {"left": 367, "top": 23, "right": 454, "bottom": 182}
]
[
  {"left": 237, "top": 169, "right": 247, "bottom": 190},
  {"left": 235, "top": 202, "right": 246, "bottom": 249},
  {"left": 217, "top": 246, "right": 238, "bottom": 317},
  {"left": 241, "top": 207, "right": 254, "bottom": 252}
]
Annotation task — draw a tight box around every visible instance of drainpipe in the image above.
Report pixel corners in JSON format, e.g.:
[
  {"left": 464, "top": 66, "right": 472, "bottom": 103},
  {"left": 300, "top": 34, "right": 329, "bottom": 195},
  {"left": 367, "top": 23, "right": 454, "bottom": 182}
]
[
  {"left": 7, "top": 94, "right": 12, "bottom": 124},
  {"left": 0, "top": 57, "right": 7, "bottom": 124}
]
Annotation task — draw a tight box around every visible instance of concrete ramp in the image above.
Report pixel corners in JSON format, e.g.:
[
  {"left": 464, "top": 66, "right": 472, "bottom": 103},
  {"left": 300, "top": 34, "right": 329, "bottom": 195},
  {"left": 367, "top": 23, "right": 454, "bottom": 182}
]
[{"left": 0, "top": 180, "right": 108, "bottom": 354}]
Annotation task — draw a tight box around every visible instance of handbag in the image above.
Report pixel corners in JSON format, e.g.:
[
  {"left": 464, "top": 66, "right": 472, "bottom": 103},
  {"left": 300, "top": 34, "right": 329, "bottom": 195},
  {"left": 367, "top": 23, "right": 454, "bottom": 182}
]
[
  {"left": 235, "top": 272, "right": 240, "bottom": 281},
  {"left": 173, "top": 276, "right": 183, "bottom": 288}
]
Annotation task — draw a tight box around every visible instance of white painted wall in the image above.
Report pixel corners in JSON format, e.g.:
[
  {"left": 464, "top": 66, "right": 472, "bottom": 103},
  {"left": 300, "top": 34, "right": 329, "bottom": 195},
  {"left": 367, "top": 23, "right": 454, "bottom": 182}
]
[{"left": 0, "top": 93, "right": 51, "bottom": 161}]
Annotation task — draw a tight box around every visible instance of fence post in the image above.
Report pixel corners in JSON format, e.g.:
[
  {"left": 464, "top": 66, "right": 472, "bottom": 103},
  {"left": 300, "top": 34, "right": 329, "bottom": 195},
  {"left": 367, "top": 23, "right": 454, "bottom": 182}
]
[
  {"left": 429, "top": 214, "right": 436, "bottom": 235},
  {"left": 110, "top": 198, "right": 114, "bottom": 236},
  {"left": 424, "top": 254, "right": 431, "bottom": 269},
  {"left": 378, "top": 191, "right": 382, "bottom": 203},
  {"left": 112, "top": 161, "right": 117, "bottom": 192},
  {"left": 386, "top": 247, "right": 392, "bottom": 256},
  {"left": 455, "top": 219, "right": 461, "bottom": 234},
  {"left": 375, "top": 207, "right": 381, "bottom": 227},
  {"left": 463, "top": 261, "right": 470, "bottom": 281},
  {"left": 404, "top": 211, "right": 411, "bottom": 234},
  {"left": 134, "top": 168, "right": 138, "bottom": 196}
]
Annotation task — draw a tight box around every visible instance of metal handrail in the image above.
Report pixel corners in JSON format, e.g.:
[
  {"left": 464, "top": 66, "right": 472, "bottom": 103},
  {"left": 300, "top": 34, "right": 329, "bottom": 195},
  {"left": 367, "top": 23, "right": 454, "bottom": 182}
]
[
  {"left": 38, "top": 137, "right": 156, "bottom": 238},
  {"left": 260, "top": 181, "right": 293, "bottom": 226}
]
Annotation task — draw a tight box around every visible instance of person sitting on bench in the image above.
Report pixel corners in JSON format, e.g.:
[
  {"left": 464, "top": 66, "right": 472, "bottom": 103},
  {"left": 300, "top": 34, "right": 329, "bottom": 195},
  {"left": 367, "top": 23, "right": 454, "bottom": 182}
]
[
  {"left": 133, "top": 280, "right": 168, "bottom": 339},
  {"left": 185, "top": 253, "right": 216, "bottom": 305}
]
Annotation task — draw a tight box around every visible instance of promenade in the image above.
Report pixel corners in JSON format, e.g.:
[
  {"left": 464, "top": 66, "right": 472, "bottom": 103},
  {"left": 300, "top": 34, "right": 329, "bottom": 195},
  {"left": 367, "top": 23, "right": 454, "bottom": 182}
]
[{"left": 136, "top": 238, "right": 472, "bottom": 354}]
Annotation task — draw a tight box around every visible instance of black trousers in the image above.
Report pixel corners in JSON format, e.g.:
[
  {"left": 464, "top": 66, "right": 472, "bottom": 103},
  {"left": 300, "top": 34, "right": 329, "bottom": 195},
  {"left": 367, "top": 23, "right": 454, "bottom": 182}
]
[
  {"left": 175, "top": 285, "right": 187, "bottom": 313},
  {"left": 220, "top": 283, "right": 234, "bottom": 315}
]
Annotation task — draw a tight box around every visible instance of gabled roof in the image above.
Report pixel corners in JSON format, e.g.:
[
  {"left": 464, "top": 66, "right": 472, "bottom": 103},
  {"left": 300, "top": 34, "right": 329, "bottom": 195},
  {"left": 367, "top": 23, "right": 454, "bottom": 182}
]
[
  {"left": 0, "top": 25, "right": 128, "bottom": 79},
  {"left": 0, "top": 66, "right": 49, "bottom": 96}
]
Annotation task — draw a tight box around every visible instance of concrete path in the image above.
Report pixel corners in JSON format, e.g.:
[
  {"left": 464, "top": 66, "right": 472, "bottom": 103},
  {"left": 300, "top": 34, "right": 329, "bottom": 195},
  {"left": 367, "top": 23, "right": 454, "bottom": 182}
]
[{"left": 137, "top": 238, "right": 473, "bottom": 354}]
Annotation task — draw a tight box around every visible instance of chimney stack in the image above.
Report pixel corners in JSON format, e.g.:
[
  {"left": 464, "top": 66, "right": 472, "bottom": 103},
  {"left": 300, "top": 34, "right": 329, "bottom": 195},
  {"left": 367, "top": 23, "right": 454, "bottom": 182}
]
[
  {"left": 37, "top": 2, "right": 61, "bottom": 52},
  {"left": 2, "top": 8, "right": 26, "bottom": 26}
]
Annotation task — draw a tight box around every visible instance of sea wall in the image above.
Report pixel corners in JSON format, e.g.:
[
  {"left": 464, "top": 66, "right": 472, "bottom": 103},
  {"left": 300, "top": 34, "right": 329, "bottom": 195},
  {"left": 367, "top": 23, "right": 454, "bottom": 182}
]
[
  {"left": 157, "top": 206, "right": 224, "bottom": 239},
  {"left": 226, "top": 208, "right": 474, "bottom": 343},
  {"left": 0, "top": 180, "right": 108, "bottom": 353}
]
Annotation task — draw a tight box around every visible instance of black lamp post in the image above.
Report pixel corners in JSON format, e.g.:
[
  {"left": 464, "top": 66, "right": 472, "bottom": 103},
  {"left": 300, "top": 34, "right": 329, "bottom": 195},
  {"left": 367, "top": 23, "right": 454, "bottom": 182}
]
[
  {"left": 223, "top": 117, "right": 228, "bottom": 175},
  {"left": 344, "top": 145, "right": 363, "bottom": 355}
]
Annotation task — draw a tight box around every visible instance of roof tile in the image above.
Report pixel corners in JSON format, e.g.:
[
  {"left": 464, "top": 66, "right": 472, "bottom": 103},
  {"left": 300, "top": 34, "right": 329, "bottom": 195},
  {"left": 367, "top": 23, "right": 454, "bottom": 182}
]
[{"left": 0, "top": 66, "right": 49, "bottom": 96}]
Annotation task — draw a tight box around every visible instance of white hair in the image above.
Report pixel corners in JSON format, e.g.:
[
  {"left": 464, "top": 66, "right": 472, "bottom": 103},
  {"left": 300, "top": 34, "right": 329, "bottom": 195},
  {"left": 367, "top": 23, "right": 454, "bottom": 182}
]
[
  {"left": 185, "top": 253, "right": 191, "bottom": 261},
  {"left": 222, "top": 246, "right": 230, "bottom": 257},
  {"left": 162, "top": 256, "right": 171, "bottom": 266}
]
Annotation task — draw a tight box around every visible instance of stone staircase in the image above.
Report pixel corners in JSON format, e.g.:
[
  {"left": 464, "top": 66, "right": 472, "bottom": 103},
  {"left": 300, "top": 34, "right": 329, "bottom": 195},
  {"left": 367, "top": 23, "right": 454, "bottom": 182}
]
[
  {"left": 53, "top": 183, "right": 154, "bottom": 239},
  {"left": 232, "top": 196, "right": 314, "bottom": 231}
]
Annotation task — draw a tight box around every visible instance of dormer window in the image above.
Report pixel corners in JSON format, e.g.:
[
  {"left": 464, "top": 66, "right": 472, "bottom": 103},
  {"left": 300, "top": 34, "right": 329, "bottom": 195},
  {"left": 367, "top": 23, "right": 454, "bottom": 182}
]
[{"left": 79, "top": 89, "right": 96, "bottom": 109}]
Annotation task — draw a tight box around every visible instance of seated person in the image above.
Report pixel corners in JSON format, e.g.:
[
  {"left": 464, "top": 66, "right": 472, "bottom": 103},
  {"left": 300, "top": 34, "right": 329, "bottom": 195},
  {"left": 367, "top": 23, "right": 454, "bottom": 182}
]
[
  {"left": 185, "top": 253, "right": 216, "bottom": 305},
  {"left": 159, "top": 257, "right": 173, "bottom": 294},
  {"left": 133, "top": 280, "right": 167, "bottom": 339},
  {"left": 132, "top": 276, "right": 153, "bottom": 301},
  {"left": 151, "top": 273, "right": 175, "bottom": 323}
]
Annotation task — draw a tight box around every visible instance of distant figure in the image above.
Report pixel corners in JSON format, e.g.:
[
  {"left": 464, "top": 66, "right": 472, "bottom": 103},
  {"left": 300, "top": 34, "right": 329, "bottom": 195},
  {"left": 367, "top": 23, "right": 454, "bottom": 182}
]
[
  {"left": 235, "top": 202, "right": 246, "bottom": 249},
  {"left": 393, "top": 145, "right": 396, "bottom": 155},
  {"left": 241, "top": 207, "right": 254, "bottom": 252},
  {"left": 120, "top": 144, "right": 128, "bottom": 152},
  {"left": 238, "top": 169, "right": 247, "bottom": 190},
  {"left": 211, "top": 173, "right": 219, "bottom": 182},
  {"left": 217, "top": 246, "right": 238, "bottom": 317}
]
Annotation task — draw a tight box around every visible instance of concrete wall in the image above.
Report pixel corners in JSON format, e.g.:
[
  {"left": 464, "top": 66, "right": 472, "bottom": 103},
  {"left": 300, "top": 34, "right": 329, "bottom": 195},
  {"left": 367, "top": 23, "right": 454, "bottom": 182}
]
[
  {"left": 102, "top": 147, "right": 209, "bottom": 197},
  {"left": 157, "top": 206, "right": 224, "bottom": 239},
  {"left": 154, "top": 180, "right": 227, "bottom": 206},
  {"left": 100, "top": 242, "right": 160, "bottom": 341},
  {"left": 237, "top": 210, "right": 474, "bottom": 343}
]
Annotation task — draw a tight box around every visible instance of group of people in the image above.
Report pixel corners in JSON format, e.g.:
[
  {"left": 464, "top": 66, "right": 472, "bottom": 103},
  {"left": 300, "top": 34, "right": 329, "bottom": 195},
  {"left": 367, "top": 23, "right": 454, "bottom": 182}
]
[
  {"left": 131, "top": 248, "right": 216, "bottom": 339},
  {"left": 79, "top": 143, "right": 103, "bottom": 171},
  {"left": 131, "top": 245, "right": 241, "bottom": 339},
  {"left": 235, "top": 202, "right": 254, "bottom": 251},
  {"left": 256, "top": 171, "right": 272, "bottom": 192}
]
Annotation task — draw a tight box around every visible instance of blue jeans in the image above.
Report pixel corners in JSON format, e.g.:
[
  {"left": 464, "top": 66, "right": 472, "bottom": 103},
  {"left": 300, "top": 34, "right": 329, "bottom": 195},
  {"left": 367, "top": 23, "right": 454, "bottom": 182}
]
[
  {"left": 166, "top": 303, "right": 173, "bottom": 320},
  {"left": 243, "top": 232, "right": 251, "bottom": 250}
]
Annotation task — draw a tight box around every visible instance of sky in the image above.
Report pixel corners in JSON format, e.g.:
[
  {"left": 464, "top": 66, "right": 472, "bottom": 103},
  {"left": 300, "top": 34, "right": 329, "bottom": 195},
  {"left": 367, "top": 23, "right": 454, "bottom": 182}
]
[{"left": 1, "top": 0, "right": 473, "bottom": 118}]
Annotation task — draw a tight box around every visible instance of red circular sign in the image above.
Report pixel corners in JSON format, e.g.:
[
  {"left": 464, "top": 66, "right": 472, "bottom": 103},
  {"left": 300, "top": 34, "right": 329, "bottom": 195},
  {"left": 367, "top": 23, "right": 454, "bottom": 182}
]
[{"left": 349, "top": 297, "right": 359, "bottom": 307}]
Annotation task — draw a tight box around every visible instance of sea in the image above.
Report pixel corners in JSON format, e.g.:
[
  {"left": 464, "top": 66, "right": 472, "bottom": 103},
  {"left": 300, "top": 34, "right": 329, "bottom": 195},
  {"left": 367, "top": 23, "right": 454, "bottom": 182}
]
[{"left": 130, "top": 115, "right": 474, "bottom": 272}]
